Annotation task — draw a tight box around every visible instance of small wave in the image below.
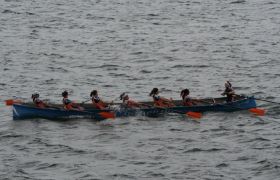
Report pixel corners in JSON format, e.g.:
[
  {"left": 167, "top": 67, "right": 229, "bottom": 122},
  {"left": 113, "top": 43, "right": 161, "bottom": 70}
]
[
  {"left": 152, "top": 22, "right": 161, "bottom": 25},
  {"left": 130, "top": 161, "right": 146, "bottom": 165},
  {"left": 109, "top": 173, "right": 137, "bottom": 179},
  {"left": 170, "top": 49, "right": 179, "bottom": 52},
  {"left": 0, "top": 134, "right": 24, "bottom": 139},
  {"left": 108, "top": 73, "right": 127, "bottom": 77},
  {"left": 95, "top": 64, "right": 120, "bottom": 70},
  {"left": 30, "top": 138, "right": 88, "bottom": 154},
  {"left": 130, "top": 51, "right": 143, "bottom": 55},
  {"left": 127, "top": 77, "right": 142, "bottom": 81},
  {"left": 36, "top": 163, "right": 61, "bottom": 170},
  {"left": 2, "top": 10, "right": 20, "bottom": 14},
  {"left": 134, "top": 59, "right": 158, "bottom": 63},
  {"left": 44, "top": 78, "right": 58, "bottom": 84},
  {"left": 48, "top": 67, "right": 68, "bottom": 73},
  {"left": 216, "top": 163, "right": 229, "bottom": 168},
  {"left": 25, "top": 12, "right": 35, "bottom": 15},
  {"left": 22, "top": 161, "right": 40, "bottom": 168},
  {"left": 258, "top": 49, "right": 270, "bottom": 54},
  {"left": 15, "top": 169, "right": 28, "bottom": 175},
  {"left": 210, "top": 127, "right": 229, "bottom": 132},
  {"left": 37, "top": 52, "right": 64, "bottom": 58},
  {"left": 169, "top": 128, "right": 182, "bottom": 131},
  {"left": 253, "top": 161, "right": 279, "bottom": 171},
  {"left": 171, "top": 64, "right": 209, "bottom": 68},
  {"left": 154, "top": 76, "right": 170, "bottom": 80},
  {"left": 184, "top": 147, "right": 226, "bottom": 153},
  {"left": 102, "top": 84, "right": 116, "bottom": 88},
  {"left": 94, "top": 151, "right": 117, "bottom": 160},
  {"left": 29, "top": 25, "right": 52, "bottom": 29},
  {"left": 253, "top": 137, "right": 270, "bottom": 142},
  {"left": 235, "top": 156, "right": 249, "bottom": 161},
  {"left": 145, "top": 171, "right": 165, "bottom": 178},
  {"left": 140, "top": 70, "right": 152, "bottom": 74},
  {"left": 230, "top": 0, "right": 246, "bottom": 4},
  {"left": 13, "top": 144, "right": 29, "bottom": 152},
  {"left": 147, "top": 13, "right": 159, "bottom": 17},
  {"left": 79, "top": 174, "right": 98, "bottom": 179}
]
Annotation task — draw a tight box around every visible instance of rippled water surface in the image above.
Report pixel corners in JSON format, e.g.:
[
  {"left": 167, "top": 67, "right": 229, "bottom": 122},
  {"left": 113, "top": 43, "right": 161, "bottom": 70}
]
[{"left": 1, "top": 0, "right": 280, "bottom": 179}]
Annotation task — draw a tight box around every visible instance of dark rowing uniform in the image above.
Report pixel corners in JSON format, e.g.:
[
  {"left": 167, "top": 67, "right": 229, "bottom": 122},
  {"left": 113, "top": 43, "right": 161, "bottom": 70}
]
[{"left": 223, "top": 87, "right": 234, "bottom": 103}]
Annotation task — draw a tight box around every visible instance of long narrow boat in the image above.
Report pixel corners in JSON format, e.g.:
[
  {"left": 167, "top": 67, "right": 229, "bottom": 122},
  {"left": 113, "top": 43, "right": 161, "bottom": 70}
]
[{"left": 12, "top": 96, "right": 257, "bottom": 120}]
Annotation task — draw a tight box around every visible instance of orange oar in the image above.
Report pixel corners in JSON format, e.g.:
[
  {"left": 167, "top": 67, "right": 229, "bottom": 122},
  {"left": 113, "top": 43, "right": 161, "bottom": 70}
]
[
  {"left": 249, "top": 108, "right": 265, "bottom": 116},
  {"left": 98, "top": 112, "right": 116, "bottom": 119},
  {"left": 5, "top": 99, "right": 22, "bottom": 106},
  {"left": 186, "top": 111, "right": 202, "bottom": 119}
]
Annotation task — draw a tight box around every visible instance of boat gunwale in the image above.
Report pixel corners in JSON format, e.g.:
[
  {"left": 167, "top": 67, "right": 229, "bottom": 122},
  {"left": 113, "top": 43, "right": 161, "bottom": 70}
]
[{"left": 13, "top": 96, "right": 256, "bottom": 112}]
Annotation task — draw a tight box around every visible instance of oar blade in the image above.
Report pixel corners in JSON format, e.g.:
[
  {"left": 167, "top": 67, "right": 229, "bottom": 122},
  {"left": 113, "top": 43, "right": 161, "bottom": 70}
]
[
  {"left": 249, "top": 108, "right": 265, "bottom": 116},
  {"left": 5, "top": 99, "right": 22, "bottom": 106},
  {"left": 186, "top": 111, "right": 202, "bottom": 119},
  {"left": 98, "top": 112, "right": 116, "bottom": 119}
]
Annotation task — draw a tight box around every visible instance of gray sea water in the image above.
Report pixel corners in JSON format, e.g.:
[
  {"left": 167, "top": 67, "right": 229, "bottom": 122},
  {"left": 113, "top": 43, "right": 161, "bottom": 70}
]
[{"left": 1, "top": 0, "right": 280, "bottom": 179}]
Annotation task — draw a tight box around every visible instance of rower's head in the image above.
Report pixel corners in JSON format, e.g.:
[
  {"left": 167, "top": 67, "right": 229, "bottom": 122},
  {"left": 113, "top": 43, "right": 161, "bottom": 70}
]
[
  {"left": 120, "top": 93, "right": 129, "bottom": 100},
  {"left": 149, "top": 88, "right": 159, "bottom": 96},
  {"left": 90, "top": 90, "right": 98, "bottom": 97},
  {"left": 62, "top": 90, "right": 68, "bottom": 98},
  {"left": 225, "top": 81, "right": 232, "bottom": 88},
  {"left": 180, "top": 88, "right": 190, "bottom": 97},
  {"left": 31, "top": 92, "right": 39, "bottom": 99}
]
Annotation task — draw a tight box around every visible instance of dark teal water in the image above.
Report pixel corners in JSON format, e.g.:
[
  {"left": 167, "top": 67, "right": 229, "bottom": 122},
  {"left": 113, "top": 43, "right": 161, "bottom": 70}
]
[{"left": 0, "top": 0, "right": 280, "bottom": 179}]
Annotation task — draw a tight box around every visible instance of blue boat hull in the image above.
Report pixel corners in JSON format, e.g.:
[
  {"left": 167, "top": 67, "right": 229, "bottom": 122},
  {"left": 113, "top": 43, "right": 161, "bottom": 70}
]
[
  {"left": 13, "top": 105, "right": 106, "bottom": 120},
  {"left": 12, "top": 97, "right": 256, "bottom": 120}
]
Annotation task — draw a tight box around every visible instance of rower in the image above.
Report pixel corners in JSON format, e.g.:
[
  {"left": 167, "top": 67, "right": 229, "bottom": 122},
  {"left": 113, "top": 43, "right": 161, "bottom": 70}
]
[
  {"left": 31, "top": 92, "right": 47, "bottom": 108},
  {"left": 221, "top": 81, "right": 235, "bottom": 103},
  {"left": 90, "top": 90, "right": 107, "bottom": 110},
  {"left": 62, "top": 90, "right": 82, "bottom": 110},
  {"left": 149, "top": 88, "right": 174, "bottom": 107},
  {"left": 120, "top": 93, "right": 142, "bottom": 108},
  {"left": 180, "top": 88, "right": 196, "bottom": 106}
]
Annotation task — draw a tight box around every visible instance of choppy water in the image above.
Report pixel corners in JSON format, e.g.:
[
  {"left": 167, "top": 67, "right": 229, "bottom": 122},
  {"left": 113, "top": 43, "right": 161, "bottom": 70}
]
[{"left": 1, "top": 0, "right": 280, "bottom": 179}]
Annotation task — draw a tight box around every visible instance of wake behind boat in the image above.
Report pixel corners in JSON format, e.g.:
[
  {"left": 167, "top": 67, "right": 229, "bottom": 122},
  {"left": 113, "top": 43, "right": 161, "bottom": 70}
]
[{"left": 11, "top": 96, "right": 257, "bottom": 120}]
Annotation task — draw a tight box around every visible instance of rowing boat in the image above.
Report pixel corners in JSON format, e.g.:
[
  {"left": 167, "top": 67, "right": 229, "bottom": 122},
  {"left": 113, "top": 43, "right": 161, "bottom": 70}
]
[{"left": 11, "top": 96, "right": 257, "bottom": 120}]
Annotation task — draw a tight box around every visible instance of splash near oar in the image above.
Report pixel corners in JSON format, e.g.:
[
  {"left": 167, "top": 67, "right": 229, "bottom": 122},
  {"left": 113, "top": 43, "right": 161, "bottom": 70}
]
[
  {"left": 186, "top": 111, "right": 202, "bottom": 119},
  {"left": 98, "top": 112, "right": 116, "bottom": 119},
  {"left": 5, "top": 99, "right": 22, "bottom": 106},
  {"left": 249, "top": 108, "right": 265, "bottom": 116}
]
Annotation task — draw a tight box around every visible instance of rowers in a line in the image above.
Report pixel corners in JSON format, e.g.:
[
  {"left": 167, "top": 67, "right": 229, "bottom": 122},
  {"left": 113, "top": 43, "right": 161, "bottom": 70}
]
[{"left": 31, "top": 81, "right": 235, "bottom": 109}]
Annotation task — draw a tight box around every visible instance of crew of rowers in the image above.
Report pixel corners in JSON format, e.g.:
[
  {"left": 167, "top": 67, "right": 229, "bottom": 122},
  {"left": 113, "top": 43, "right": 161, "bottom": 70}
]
[{"left": 31, "top": 81, "right": 235, "bottom": 110}]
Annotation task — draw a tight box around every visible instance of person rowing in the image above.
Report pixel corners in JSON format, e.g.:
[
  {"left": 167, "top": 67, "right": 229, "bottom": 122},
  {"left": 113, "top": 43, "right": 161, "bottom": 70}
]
[
  {"left": 120, "top": 93, "right": 146, "bottom": 108},
  {"left": 62, "top": 90, "right": 83, "bottom": 110},
  {"left": 31, "top": 92, "right": 47, "bottom": 108},
  {"left": 180, "top": 88, "right": 197, "bottom": 106},
  {"left": 149, "top": 88, "right": 174, "bottom": 107},
  {"left": 221, "top": 81, "right": 235, "bottom": 103},
  {"left": 90, "top": 90, "right": 108, "bottom": 110}
]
